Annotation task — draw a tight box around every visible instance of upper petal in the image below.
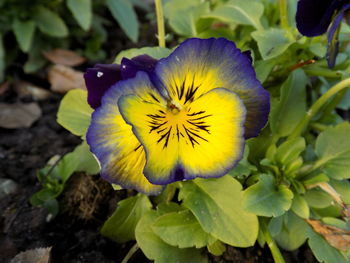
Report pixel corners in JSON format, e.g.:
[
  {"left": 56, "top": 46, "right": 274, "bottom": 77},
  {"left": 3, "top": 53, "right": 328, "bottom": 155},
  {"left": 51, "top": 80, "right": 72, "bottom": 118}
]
[
  {"left": 86, "top": 72, "right": 164, "bottom": 195},
  {"left": 84, "top": 64, "right": 121, "bottom": 109},
  {"left": 84, "top": 55, "right": 158, "bottom": 109},
  {"left": 121, "top": 55, "right": 158, "bottom": 79},
  {"left": 153, "top": 38, "right": 269, "bottom": 139},
  {"left": 296, "top": 0, "right": 344, "bottom": 37}
]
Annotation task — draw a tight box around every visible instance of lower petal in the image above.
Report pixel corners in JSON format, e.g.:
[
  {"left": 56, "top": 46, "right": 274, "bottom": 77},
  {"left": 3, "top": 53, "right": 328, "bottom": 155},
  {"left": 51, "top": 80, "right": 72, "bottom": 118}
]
[
  {"left": 119, "top": 88, "right": 246, "bottom": 184},
  {"left": 178, "top": 88, "right": 246, "bottom": 179},
  {"left": 86, "top": 73, "right": 164, "bottom": 195}
]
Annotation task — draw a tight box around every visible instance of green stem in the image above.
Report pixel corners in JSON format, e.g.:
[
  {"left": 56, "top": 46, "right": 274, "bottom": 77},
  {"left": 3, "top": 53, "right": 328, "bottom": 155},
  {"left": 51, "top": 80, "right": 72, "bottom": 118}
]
[
  {"left": 289, "top": 77, "right": 350, "bottom": 139},
  {"left": 260, "top": 219, "right": 286, "bottom": 263},
  {"left": 304, "top": 68, "right": 342, "bottom": 78},
  {"left": 278, "top": 0, "right": 289, "bottom": 29},
  {"left": 155, "top": 0, "right": 166, "bottom": 48},
  {"left": 121, "top": 243, "right": 139, "bottom": 263}
]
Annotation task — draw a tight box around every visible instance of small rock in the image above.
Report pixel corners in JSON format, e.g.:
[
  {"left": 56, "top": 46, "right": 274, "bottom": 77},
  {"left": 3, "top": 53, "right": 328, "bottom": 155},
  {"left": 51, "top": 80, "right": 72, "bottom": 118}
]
[{"left": 0, "top": 102, "right": 42, "bottom": 129}]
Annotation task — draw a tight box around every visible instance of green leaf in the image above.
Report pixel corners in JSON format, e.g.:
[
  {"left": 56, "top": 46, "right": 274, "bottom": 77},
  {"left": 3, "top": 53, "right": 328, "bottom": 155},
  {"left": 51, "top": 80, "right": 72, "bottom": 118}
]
[
  {"left": 268, "top": 216, "right": 284, "bottom": 236},
  {"left": 136, "top": 211, "right": 208, "bottom": 263},
  {"left": 274, "top": 211, "right": 309, "bottom": 251},
  {"left": 207, "top": 240, "right": 226, "bottom": 256},
  {"left": 115, "top": 46, "right": 172, "bottom": 64},
  {"left": 57, "top": 89, "right": 93, "bottom": 137},
  {"left": 307, "top": 227, "right": 348, "bottom": 263},
  {"left": 291, "top": 194, "right": 309, "bottom": 219},
  {"left": 227, "top": 145, "right": 257, "bottom": 177},
  {"left": 270, "top": 69, "right": 308, "bottom": 137},
  {"left": 12, "top": 20, "right": 36, "bottom": 52},
  {"left": 33, "top": 7, "right": 68, "bottom": 37},
  {"left": 254, "top": 59, "right": 275, "bottom": 83},
  {"left": 101, "top": 194, "right": 152, "bottom": 243},
  {"left": 252, "top": 28, "right": 295, "bottom": 60},
  {"left": 0, "top": 34, "right": 4, "bottom": 82},
  {"left": 164, "top": 0, "right": 209, "bottom": 36},
  {"left": 179, "top": 176, "right": 258, "bottom": 247},
  {"left": 242, "top": 174, "right": 293, "bottom": 217},
  {"left": 315, "top": 122, "right": 350, "bottom": 180},
  {"left": 330, "top": 179, "right": 350, "bottom": 204},
  {"left": 274, "top": 137, "right": 306, "bottom": 165},
  {"left": 304, "top": 188, "right": 333, "bottom": 208},
  {"left": 205, "top": 0, "right": 264, "bottom": 30},
  {"left": 152, "top": 209, "right": 216, "bottom": 248},
  {"left": 74, "top": 141, "right": 100, "bottom": 175},
  {"left": 67, "top": 0, "right": 92, "bottom": 31},
  {"left": 302, "top": 173, "right": 329, "bottom": 186},
  {"left": 106, "top": 0, "right": 139, "bottom": 42}
]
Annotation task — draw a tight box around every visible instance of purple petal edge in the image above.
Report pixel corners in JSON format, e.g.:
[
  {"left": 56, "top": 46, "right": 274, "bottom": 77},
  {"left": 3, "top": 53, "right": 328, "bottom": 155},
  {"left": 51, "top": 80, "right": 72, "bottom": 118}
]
[
  {"left": 326, "top": 3, "right": 350, "bottom": 67},
  {"left": 84, "top": 64, "right": 121, "bottom": 109}
]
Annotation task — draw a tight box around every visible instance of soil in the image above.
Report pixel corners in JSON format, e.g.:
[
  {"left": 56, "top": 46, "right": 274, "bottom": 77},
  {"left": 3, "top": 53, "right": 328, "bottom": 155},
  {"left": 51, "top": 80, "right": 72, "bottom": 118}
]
[{"left": 0, "top": 7, "right": 319, "bottom": 263}]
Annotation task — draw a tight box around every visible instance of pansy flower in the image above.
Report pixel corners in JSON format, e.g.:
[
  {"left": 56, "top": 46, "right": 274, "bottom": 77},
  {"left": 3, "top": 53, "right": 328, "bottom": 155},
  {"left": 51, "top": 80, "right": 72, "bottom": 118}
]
[
  {"left": 85, "top": 38, "right": 270, "bottom": 195},
  {"left": 296, "top": 0, "right": 350, "bottom": 67}
]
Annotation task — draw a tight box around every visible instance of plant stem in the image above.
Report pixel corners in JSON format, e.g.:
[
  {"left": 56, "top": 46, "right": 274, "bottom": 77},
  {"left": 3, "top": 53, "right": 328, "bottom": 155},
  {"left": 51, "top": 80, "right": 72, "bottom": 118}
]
[
  {"left": 155, "top": 0, "right": 166, "bottom": 48},
  {"left": 289, "top": 77, "right": 350, "bottom": 139},
  {"left": 121, "top": 243, "right": 139, "bottom": 263},
  {"left": 260, "top": 219, "right": 286, "bottom": 263},
  {"left": 278, "top": 0, "right": 289, "bottom": 29}
]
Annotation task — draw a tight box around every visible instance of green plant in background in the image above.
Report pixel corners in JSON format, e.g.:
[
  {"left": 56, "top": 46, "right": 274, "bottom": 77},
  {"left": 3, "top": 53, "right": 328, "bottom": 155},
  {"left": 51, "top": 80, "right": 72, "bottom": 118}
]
[
  {"left": 0, "top": 0, "right": 146, "bottom": 81},
  {"left": 32, "top": 0, "right": 350, "bottom": 262}
]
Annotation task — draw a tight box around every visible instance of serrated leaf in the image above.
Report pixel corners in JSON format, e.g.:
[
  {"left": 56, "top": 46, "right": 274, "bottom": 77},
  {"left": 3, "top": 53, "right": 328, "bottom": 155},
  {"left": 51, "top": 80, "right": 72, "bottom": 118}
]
[
  {"left": 106, "top": 0, "right": 138, "bottom": 42},
  {"left": 252, "top": 28, "right": 295, "bottom": 60},
  {"left": 152, "top": 209, "right": 216, "bottom": 248},
  {"left": 242, "top": 174, "right": 293, "bottom": 217},
  {"left": 179, "top": 176, "right": 258, "bottom": 247},
  {"left": 270, "top": 69, "right": 308, "bottom": 137},
  {"left": 315, "top": 122, "right": 350, "bottom": 180},
  {"left": 115, "top": 46, "right": 172, "bottom": 64},
  {"left": 274, "top": 211, "right": 309, "bottom": 251},
  {"left": 101, "top": 194, "right": 152, "bottom": 243},
  {"left": 33, "top": 7, "right": 68, "bottom": 37},
  {"left": 205, "top": 0, "right": 264, "bottom": 30},
  {"left": 136, "top": 211, "right": 208, "bottom": 263},
  {"left": 307, "top": 227, "right": 348, "bottom": 263},
  {"left": 291, "top": 194, "right": 309, "bottom": 219},
  {"left": 12, "top": 20, "right": 36, "bottom": 52},
  {"left": 57, "top": 89, "right": 93, "bottom": 137},
  {"left": 67, "top": 0, "right": 92, "bottom": 31}
]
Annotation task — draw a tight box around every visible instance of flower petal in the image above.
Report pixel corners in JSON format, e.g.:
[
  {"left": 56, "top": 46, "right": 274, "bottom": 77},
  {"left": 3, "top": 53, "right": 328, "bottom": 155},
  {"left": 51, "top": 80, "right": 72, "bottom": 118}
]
[
  {"left": 86, "top": 72, "right": 164, "bottom": 195},
  {"left": 121, "top": 55, "right": 158, "bottom": 80},
  {"left": 84, "top": 64, "right": 121, "bottom": 109},
  {"left": 119, "top": 88, "right": 246, "bottom": 184},
  {"left": 326, "top": 3, "right": 350, "bottom": 67},
  {"left": 153, "top": 38, "right": 269, "bottom": 139},
  {"left": 296, "top": 0, "right": 343, "bottom": 37}
]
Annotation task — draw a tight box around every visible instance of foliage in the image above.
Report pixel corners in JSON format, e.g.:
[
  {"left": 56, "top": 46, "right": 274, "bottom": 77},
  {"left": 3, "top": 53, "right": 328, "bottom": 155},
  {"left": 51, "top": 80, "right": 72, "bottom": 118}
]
[
  {"left": 32, "top": 0, "right": 350, "bottom": 262},
  {"left": 0, "top": 0, "right": 144, "bottom": 81}
]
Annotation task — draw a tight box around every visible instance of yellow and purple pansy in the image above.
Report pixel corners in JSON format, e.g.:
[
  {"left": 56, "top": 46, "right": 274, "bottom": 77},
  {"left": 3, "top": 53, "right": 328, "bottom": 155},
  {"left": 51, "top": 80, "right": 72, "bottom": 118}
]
[
  {"left": 296, "top": 0, "right": 350, "bottom": 67},
  {"left": 84, "top": 38, "right": 270, "bottom": 195}
]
